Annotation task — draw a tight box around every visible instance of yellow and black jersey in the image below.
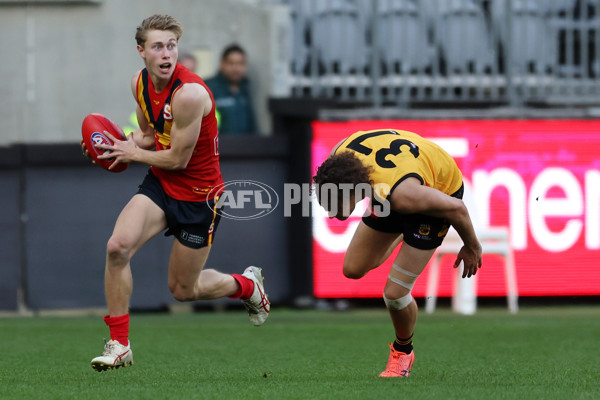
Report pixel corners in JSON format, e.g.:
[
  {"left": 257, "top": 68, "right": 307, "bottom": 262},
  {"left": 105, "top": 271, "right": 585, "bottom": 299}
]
[{"left": 334, "top": 129, "right": 463, "bottom": 200}]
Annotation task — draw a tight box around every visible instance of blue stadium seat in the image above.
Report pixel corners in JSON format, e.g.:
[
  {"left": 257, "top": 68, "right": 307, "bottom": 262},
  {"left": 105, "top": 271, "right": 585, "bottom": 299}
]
[
  {"left": 536, "top": 0, "right": 577, "bottom": 13},
  {"left": 491, "top": 0, "right": 557, "bottom": 74},
  {"left": 289, "top": 0, "right": 313, "bottom": 76},
  {"left": 311, "top": 0, "right": 369, "bottom": 74},
  {"left": 375, "top": 0, "right": 432, "bottom": 74},
  {"left": 433, "top": 0, "right": 496, "bottom": 74}
]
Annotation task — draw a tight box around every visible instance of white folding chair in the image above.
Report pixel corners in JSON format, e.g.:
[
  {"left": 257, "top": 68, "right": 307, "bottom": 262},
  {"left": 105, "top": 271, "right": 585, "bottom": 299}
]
[{"left": 425, "top": 184, "right": 519, "bottom": 314}]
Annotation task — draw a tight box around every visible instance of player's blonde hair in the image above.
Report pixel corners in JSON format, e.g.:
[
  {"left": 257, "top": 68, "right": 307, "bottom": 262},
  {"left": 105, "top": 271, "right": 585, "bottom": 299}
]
[{"left": 135, "top": 14, "right": 183, "bottom": 46}]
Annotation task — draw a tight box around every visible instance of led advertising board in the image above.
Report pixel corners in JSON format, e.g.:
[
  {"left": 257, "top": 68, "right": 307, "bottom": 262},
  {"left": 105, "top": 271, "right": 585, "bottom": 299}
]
[{"left": 312, "top": 120, "right": 600, "bottom": 298}]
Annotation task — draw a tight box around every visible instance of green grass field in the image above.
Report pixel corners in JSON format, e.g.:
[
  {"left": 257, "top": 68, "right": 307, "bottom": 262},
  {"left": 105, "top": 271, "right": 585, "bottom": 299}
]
[{"left": 0, "top": 306, "right": 598, "bottom": 400}]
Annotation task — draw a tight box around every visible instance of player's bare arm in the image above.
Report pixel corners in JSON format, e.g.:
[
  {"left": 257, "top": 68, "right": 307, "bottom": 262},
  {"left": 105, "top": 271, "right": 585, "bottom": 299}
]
[
  {"left": 389, "top": 178, "right": 482, "bottom": 277},
  {"left": 99, "top": 82, "right": 210, "bottom": 170}
]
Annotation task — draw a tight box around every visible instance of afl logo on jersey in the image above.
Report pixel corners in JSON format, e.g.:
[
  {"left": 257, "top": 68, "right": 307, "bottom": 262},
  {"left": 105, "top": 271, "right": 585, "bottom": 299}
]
[{"left": 163, "top": 104, "right": 173, "bottom": 120}]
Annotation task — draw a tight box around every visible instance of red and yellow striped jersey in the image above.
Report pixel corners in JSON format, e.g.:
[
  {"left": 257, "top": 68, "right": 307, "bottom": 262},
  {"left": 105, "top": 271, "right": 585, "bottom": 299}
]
[{"left": 136, "top": 64, "right": 223, "bottom": 201}]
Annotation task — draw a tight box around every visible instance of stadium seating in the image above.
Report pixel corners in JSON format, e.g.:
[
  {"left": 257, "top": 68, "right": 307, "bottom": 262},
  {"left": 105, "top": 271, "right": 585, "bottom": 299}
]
[
  {"left": 311, "top": 0, "right": 369, "bottom": 75},
  {"left": 433, "top": 0, "right": 495, "bottom": 74},
  {"left": 375, "top": 0, "right": 432, "bottom": 75},
  {"left": 289, "top": 0, "right": 311, "bottom": 77},
  {"left": 491, "top": 0, "right": 557, "bottom": 75},
  {"left": 283, "top": 0, "right": 600, "bottom": 107}
]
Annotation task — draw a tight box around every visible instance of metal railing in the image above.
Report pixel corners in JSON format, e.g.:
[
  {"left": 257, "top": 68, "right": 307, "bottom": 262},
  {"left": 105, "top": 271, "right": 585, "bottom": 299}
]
[{"left": 287, "top": 0, "right": 600, "bottom": 107}]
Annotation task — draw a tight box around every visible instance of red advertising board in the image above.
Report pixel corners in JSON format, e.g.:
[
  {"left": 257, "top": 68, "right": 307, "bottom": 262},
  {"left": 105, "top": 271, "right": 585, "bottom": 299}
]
[{"left": 312, "top": 120, "right": 600, "bottom": 298}]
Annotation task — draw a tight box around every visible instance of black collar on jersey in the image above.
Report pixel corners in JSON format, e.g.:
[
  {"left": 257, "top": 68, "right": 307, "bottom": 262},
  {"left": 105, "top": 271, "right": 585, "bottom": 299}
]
[{"left": 141, "top": 68, "right": 182, "bottom": 134}]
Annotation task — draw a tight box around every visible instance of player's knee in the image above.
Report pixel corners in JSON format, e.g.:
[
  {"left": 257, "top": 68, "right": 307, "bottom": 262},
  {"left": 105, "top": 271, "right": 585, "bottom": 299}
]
[
  {"left": 383, "top": 291, "right": 414, "bottom": 311},
  {"left": 106, "top": 236, "right": 132, "bottom": 266},
  {"left": 342, "top": 260, "right": 372, "bottom": 280},
  {"left": 342, "top": 266, "right": 365, "bottom": 280},
  {"left": 170, "top": 283, "right": 195, "bottom": 302},
  {"left": 384, "top": 263, "right": 419, "bottom": 302},
  {"left": 383, "top": 283, "right": 410, "bottom": 300},
  {"left": 172, "top": 292, "right": 195, "bottom": 302},
  {"left": 383, "top": 268, "right": 415, "bottom": 310}
]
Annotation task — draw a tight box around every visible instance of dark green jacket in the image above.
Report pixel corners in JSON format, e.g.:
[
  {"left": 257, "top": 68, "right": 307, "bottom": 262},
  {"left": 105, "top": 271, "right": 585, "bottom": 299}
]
[{"left": 205, "top": 72, "right": 258, "bottom": 135}]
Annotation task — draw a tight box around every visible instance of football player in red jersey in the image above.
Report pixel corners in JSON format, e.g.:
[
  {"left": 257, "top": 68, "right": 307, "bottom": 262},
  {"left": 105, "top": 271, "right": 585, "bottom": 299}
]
[{"left": 81, "top": 14, "right": 269, "bottom": 372}]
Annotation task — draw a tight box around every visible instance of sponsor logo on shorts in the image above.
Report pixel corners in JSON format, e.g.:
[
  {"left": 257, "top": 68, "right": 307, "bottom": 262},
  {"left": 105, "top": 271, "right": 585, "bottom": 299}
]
[
  {"left": 412, "top": 224, "right": 433, "bottom": 241},
  {"left": 438, "top": 225, "right": 450, "bottom": 237},
  {"left": 180, "top": 230, "right": 206, "bottom": 245}
]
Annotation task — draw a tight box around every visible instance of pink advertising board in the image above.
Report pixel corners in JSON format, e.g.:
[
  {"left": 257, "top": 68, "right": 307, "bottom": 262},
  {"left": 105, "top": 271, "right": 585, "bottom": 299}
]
[{"left": 311, "top": 120, "right": 600, "bottom": 298}]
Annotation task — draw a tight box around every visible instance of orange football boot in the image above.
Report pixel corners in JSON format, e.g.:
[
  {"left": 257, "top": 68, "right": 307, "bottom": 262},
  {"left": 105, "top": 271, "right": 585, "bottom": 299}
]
[{"left": 379, "top": 343, "right": 415, "bottom": 377}]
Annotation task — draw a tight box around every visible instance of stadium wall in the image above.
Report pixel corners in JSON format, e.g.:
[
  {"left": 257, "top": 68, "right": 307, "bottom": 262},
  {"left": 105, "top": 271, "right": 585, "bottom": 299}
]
[{"left": 0, "top": 136, "right": 291, "bottom": 311}]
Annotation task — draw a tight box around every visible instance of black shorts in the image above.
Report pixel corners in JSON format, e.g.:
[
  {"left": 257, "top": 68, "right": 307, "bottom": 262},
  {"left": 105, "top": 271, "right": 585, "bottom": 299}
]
[
  {"left": 362, "top": 184, "right": 464, "bottom": 250},
  {"left": 137, "top": 170, "right": 222, "bottom": 249}
]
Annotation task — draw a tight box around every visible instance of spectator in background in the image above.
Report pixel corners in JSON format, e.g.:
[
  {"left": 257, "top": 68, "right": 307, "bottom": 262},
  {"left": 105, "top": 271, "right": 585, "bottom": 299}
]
[
  {"left": 179, "top": 51, "right": 197, "bottom": 73},
  {"left": 205, "top": 44, "right": 258, "bottom": 135}
]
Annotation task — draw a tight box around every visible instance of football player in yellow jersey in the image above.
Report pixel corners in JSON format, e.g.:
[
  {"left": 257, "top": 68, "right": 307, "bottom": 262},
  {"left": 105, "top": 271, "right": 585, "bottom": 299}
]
[{"left": 313, "top": 129, "right": 482, "bottom": 378}]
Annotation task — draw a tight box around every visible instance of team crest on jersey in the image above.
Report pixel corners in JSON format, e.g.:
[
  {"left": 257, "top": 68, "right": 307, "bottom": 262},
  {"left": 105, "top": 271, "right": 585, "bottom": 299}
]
[{"left": 163, "top": 104, "right": 173, "bottom": 120}]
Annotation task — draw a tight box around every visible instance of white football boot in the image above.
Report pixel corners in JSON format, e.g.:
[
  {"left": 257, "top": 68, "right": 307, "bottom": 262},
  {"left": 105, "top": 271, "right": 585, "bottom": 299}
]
[
  {"left": 241, "top": 266, "right": 270, "bottom": 326},
  {"left": 91, "top": 339, "right": 133, "bottom": 372}
]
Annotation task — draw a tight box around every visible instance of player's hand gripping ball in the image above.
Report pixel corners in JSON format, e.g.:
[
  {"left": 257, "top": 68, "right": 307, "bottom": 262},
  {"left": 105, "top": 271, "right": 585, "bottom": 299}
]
[{"left": 81, "top": 113, "right": 129, "bottom": 172}]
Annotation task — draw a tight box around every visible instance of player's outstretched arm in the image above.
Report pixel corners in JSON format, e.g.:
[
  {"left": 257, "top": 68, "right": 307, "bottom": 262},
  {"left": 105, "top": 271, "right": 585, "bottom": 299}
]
[{"left": 389, "top": 178, "right": 482, "bottom": 277}]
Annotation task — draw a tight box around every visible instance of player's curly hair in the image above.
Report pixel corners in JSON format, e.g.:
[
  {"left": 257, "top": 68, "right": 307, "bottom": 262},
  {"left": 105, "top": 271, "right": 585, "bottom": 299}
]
[
  {"left": 136, "top": 14, "right": 183, "bottom": 46},
  {"left": 312, "top": 151, "right": 372, "bottom": 204}
]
